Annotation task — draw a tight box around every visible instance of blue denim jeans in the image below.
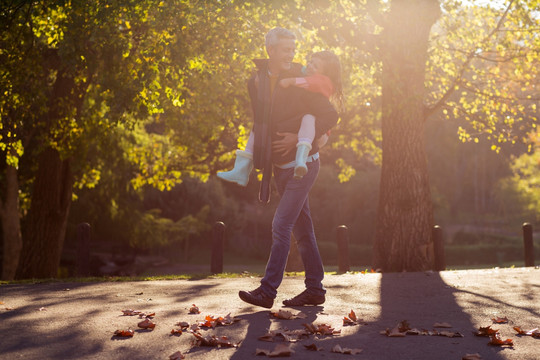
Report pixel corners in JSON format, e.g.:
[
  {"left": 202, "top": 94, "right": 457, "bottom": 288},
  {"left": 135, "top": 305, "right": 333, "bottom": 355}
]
[{"left": 260, "top": 158, "right": 326, "bottom": 298}]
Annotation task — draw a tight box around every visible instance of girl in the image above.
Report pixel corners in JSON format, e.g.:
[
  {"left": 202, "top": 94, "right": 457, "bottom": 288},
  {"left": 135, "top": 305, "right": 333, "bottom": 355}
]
[{"left": 217, "top": 50, "right": 343, "bottom": 185}]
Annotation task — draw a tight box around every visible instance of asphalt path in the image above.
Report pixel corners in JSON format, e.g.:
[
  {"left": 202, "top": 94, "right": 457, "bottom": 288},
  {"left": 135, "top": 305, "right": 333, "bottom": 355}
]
[{"left": 0, "top": 267, "right": 539, "bottom": 360}]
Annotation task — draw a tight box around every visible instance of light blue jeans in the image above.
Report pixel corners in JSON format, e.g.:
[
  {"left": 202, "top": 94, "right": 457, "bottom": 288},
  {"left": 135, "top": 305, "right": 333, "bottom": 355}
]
[{"left": 260, "top": 158, "right": 326, "bottom": 298}]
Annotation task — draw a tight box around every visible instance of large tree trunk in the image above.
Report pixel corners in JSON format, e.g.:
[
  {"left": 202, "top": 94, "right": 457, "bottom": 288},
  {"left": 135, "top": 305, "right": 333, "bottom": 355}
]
[
  {"left": 16, "top": 147, "right": 73, "bottom": 279},
  {"left": 0, "top": 165, "right": 23, "bottom": 280},
  {"left": 373, "top": 0, "right": 441, "bottom": 272}
]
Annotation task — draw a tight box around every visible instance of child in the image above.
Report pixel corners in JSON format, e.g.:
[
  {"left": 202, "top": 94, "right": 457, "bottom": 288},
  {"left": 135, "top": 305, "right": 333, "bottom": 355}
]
[{"left": 217, "top": 50, "right": 343, "bottom": 185}]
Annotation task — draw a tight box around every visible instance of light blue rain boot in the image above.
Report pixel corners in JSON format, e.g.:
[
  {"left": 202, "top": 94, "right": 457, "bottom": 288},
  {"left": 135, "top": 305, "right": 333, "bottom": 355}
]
[
  {"left": 294, "top": 141, "right": 312, "bottom": 179},
  {"left": 217, "top": 150, "right": 253, "bottom": 186}
]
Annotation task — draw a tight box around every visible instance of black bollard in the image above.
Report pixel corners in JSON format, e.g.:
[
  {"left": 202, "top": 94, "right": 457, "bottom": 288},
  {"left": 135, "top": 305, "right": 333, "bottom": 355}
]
[
  {"left": 433, "top": 225, "right": 446, "bottom": 271},
  {"left": 523, "top": 223, "right": 535, "bottom": 267},
  {"left": 336, "top": 225, "right": 350, "bottom": 273},
  {"left": 211, "top": 221, "right": 225, "bottom": 274},
  {"left": 76, "top": 222, "right": 91, "bottom": 277}
]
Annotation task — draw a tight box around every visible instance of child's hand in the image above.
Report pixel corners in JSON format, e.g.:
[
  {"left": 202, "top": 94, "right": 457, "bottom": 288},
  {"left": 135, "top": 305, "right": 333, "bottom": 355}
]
[{"left": 279, "top": 78, "right": 295, "bottom": 88}]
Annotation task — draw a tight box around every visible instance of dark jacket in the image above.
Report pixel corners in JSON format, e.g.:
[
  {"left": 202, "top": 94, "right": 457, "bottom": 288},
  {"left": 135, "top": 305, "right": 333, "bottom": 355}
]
[{"left": 248, "top": 59, "right": 339, "bottom": 202}]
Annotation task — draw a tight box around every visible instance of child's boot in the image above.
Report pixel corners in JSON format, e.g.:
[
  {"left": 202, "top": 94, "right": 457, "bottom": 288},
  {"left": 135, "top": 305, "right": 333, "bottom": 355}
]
[
  {"left": 294, "top": 141, "right": 312, "bottom": 179},
  {"left": 217, "top": 150, "right": 253, "bottom": 186}
]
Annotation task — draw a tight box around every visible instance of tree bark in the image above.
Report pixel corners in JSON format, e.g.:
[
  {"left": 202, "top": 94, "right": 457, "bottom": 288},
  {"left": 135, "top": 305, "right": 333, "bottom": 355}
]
[
  {"left": 0, "top": 165, "right": 23, "bottom": 280},
  {"left": 373, "top": 0, "right": 441, "bottom": 272},
  {"left": 16, "top": 147, "right": 73, "bottom": 279}
]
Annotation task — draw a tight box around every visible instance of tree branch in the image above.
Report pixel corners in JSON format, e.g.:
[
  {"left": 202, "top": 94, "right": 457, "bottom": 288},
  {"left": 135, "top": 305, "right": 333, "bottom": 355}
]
[{"left": 424, "top": 0, "right": 516, "bottom": 118}]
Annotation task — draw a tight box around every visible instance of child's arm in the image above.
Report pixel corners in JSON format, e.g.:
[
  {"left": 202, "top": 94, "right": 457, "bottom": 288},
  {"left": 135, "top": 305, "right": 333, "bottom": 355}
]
[{"left": 280, "top": 74, "right": 333, "bottom": 98}]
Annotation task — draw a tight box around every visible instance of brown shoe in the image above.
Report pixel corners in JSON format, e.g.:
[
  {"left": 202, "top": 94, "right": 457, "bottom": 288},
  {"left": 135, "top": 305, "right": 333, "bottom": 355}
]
[
  {"left": 239, "top": 287, "right": 274, "bottom": 309},
  {"left": 283, "top": 289, "right": 325, "bottom": 307}
]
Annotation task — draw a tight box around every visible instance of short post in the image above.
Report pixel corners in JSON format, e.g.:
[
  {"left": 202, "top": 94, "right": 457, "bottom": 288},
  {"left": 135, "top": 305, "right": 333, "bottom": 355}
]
[
  {"left": 76, "top": 222, "right": 91, "bottom": 277},
  {"left": 336, "top": 225, "right": 350, "bottom": 273},
  {"left": 523, "top": 223, "right": 535, "bottom": 267},
  {"left": 211, "top": 221, "right": 225, "bottom": 274},
  {"left": 433, "top": 225, "right": 446, "bottom": 271}
]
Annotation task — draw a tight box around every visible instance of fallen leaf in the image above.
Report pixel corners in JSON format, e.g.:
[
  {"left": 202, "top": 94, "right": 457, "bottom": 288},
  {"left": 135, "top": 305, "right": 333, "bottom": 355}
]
[
  {"left": 255, "top": 348, "right": 271, "bottom": 356},
  {"left": 513, "top": 326, "right": 540, "bottom": 337},
  {"left": 433, "top": 322, "right": 453, "bottom": 328},
  {"left": 191, "top": 331, "right": 239, "bottom": 348},
  {"left": 488, "top": 333, "right": 513, "bottom": 346},
  {"left": 175, "top": 321, "right": 190, "bottom": 329},
  {"left": 303, "top": 323, "right": 341, "bottom": 336},
  {"left": 462, "top": 353, "right": 482, "bottom": 360},
  {"left": 439, "top": 331, "right": 464, "bottom": 338},
  {"left": 122, "top": 309, "right": 142, "bottom": 316},
  {"left": 171, "top": 329, "right": 183, "bottom": 335},
  {"left": 474, "top": 326, "right": 499, "bottom": 337},
  {"left": 331, "top": 344, "right": 363, "bottom": 355},
  {"left": 169, "top": 351, "right": 185, "bottom": 360},
  {"left": 114, "top": 329, "right": 134, "bottom": 337},
  {"left": 343, "top": 309, "right": 364, "bottom": 326},
  {"left": 258, "top": 329, "right": 309, "bottom": 343},
  {"left": 137, "top": 318, "right": 156, "bottom": 330},
  {"left": 189, "top": 304, "right": 200, "bottom": 314},
  {"left": 492, "top": 317, "right": 509, "bottom": 324},
  {"left": 270, "top": 309, "right": 306, "bottom": 320},
  {"left": 255, "top": 343, "right": 294, "bottom": 357},
  {"left": 198, "top": 313, "right": 241, "bottom": 328}
]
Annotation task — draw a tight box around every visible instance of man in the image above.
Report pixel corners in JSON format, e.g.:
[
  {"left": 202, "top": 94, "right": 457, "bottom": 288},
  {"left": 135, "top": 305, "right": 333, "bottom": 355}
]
[{"left": 238, "top": 27, "right": 339, "bottom": 308}]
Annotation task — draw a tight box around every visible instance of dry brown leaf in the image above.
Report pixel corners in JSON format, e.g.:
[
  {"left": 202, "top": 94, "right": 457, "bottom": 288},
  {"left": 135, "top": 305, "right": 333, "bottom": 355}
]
[
  {"left": 513, "top": 326, "right": 540, "bottom": 337},
  {"left": 191, "top": 331, "right": 239, "bottom": 348},
  {"left": 137, "top": 318, "right": 156, "bottom": 330},
  {"left": 258, "top": 329, "right": 310, "bottom": 343},
  {"left": 121, "top": 309, "right": 142, "bottom": 316},
  {"left": 269, "top": 343, "right": 294, "bottom": 357},
  {"left": 492, "top": 317, "right": 509, "bottom": 324},
  {"left": 175, "top": 321, "right": 190, "bottom": 329},
  {"left": 462, "top": 353, "right": 482, "bottom": 360},
  {"left": 189, "top": 304, "right": 201, "bottom": 314},
  {"left": 270, "top": 309, "right": 307, "bottom": 320},
  {"left": 474, "top": 326, "right": 499, "bottom": 337},
  {"left": 303, "top": 323, "right": 340, "bottom": 336},
  {"left": 171, "top": 329, "right": 183, "bottom": 335},
  {"left": 343, "top": 309, "right": 364, "bottom": 326},
  {"left": 114, "top": 329, "right": 134, "bottom": 337},
  {"left": 331, "top": 344, "right": 363, "bottom": 355},
  {"left": 169, "top": 351, "right": 185, "bottom": 360},
  {"left": 488, "top": 333, "right": 513, "bottom": 346}
]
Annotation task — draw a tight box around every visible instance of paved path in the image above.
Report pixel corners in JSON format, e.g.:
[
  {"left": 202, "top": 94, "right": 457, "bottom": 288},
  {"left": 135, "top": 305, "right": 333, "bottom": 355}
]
[{"left": 0, "top": 267, "right": 539, "bottom": 360}]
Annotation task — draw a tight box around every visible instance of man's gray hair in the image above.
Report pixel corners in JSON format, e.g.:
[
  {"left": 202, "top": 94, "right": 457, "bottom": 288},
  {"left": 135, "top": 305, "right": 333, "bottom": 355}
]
[{"left": 265, "top": 27, "right": 296, "bottom": 48}]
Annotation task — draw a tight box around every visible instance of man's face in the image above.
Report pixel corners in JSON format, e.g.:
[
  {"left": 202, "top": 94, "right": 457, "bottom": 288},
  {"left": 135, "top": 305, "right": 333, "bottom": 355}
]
[{"left": 267, "top": 38, "right": 296, "bottom": 73}]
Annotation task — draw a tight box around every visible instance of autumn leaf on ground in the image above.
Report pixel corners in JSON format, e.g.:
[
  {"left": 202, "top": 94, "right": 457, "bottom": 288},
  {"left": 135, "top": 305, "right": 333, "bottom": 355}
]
[
  {"left": 170, "top": 329, "right": 183, "bottom": 335},
  {"left": 438, "top": 330, "right": 464, "bottom": 338},
  {"left": 488, "top": 333, "right": 513, "bottom": 346},
  {"left": 189, "top": 304, "right": 200, "bottom": 314},
  {"left": 304, "top": 343, "right": 323, "bottom": 351},
  {"left": 462, "top": 353, "right": 482, "bottom": 360},
  {"left": 331, "top": 344, "right": 363, "bottom": 355},
  {"left": 270, "top": 309, "right": 307, "bottom": 320},
  {"left": 383, "top": 321, "right": 410, "bottom": 337},
  {"left": 255, "top": 343, "right": 294, "bottom": 357},
  {"left": 191, "top": 331, "right": 239, "bottom": 348},
  {"left": 474, "top": 326, "right": 499, "bottom": 337},
  {"left": 175, "top": 321, "right": 190, "bottom": 330},
  {"left": 303, "top": 323, "right": 341, "bottom": 336},
  {"left": 492, "top": 316, "right": 509, "bottom": 324},
  {"left": 114, "top": 329, "right": 134, "bottom": 337},
  {"left": 121, "top": 309, "right": 142, "bottom": 316},
  {"left": 513, "top": 326, "right": 540, "bottom": 337},
  {"left": 258, "top": 329, "right": 310, "bottom": 343},
  {"left": 343, "top": 309, "right": 364, "bottom": 326},
  {"left": 138, "top": 318, "right": 156, "bottom": 330},
  {"left": 139, "top": 312, "right": 155, "bottom": 319},
  {"left": 198, "top": 313, "right": 241, "bottom": 328},
  {"left": 169, "top": 351, "right": 185, "bottom": 360}
]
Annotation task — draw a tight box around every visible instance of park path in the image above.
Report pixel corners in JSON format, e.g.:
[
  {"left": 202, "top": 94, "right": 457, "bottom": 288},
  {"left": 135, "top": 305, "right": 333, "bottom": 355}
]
[{"left": 0, "top": 267, "right": 539, "bottom": 359}]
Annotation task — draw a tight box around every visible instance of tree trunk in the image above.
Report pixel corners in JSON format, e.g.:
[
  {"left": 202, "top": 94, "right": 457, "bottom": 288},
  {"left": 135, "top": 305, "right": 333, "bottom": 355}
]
[
  {"left": 0, "top": 165, "right": 23, "bottom": 280},
  {"left": 373, "top": 0, "right": 440, "bottom": 272},
  {"left": 16, "top": 147, "right": 73, "bottom": 279}
]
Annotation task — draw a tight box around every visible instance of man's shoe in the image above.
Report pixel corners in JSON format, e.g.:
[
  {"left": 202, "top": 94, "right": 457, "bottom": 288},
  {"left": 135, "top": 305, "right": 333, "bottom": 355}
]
[
  {"left": 282, "top": 289, "right": 325, "bottom": 306},
  {"left": 239, "top": 287, "right": 273, "bottom": 309}
]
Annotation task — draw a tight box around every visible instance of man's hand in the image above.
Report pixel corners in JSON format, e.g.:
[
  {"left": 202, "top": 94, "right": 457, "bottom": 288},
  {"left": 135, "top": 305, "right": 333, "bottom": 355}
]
[{"left": 272, "top": 132, "right": 297, "bottom": 156}]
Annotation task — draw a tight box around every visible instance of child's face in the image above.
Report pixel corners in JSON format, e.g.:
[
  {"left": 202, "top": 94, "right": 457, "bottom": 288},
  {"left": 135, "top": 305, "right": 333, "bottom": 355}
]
[{"left": 306, "top": 57, "right": 325, "bottom": 76}]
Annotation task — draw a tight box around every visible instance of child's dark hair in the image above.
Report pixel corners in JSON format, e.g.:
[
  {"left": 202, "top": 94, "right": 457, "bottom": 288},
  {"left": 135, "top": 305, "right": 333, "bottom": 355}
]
[{"left": 312, "top": 51, "right": 345, "bottom": 113}]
